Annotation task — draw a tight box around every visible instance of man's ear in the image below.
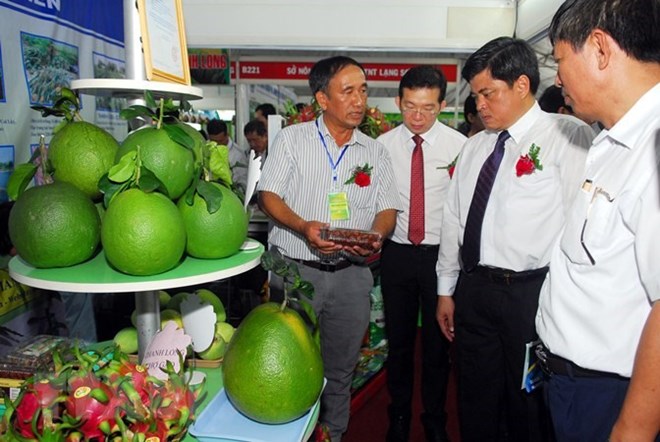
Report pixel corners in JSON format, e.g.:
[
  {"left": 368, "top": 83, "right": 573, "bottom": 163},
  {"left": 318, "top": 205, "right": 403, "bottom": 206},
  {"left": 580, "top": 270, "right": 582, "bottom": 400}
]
[
  {"left": 515, "top": 75, "right": 532, "bottom": 99},
  {"left": 315, "top": 91, "right": 328, "bottom": 111},
  {"left": 589, "top": 29, "right": 613, "bottom": 70},
  {"left": 395, "top": 96, "right": 401, "bottom": 109},
  {"left": 439, "top": 99, "right": 447, "bottom": 112}
]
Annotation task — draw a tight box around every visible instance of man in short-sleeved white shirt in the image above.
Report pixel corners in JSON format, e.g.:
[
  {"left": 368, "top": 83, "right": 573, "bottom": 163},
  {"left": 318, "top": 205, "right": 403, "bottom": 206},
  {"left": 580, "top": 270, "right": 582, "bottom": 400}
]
[{"left": 535, "top": 0, "right": 660, "bottom": 440}]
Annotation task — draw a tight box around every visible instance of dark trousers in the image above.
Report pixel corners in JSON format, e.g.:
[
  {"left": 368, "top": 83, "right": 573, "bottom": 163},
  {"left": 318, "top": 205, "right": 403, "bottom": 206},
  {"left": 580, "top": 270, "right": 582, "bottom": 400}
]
[
  {"left": 546, "top": 373, "right": 636, "bottom": 442},
  {"left": 381, "top": 241, "right": 451, "bottom": 425},
  {"left": 454, "top": 268, "right": 552, "bottom": 442}
]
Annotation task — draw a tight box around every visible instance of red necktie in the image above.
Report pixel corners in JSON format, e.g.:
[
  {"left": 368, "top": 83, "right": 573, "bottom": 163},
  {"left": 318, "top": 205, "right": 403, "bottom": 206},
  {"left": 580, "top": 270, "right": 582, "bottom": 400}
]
[{"left": 408, "top": 135, "right": 425, "bottom": 245}]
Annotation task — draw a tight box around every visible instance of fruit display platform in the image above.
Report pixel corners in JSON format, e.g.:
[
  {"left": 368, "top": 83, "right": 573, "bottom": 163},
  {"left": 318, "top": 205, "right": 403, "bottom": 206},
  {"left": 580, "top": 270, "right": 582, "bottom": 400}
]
[{"left": 7, "top": 239, "right": 264, "bottom": 294}]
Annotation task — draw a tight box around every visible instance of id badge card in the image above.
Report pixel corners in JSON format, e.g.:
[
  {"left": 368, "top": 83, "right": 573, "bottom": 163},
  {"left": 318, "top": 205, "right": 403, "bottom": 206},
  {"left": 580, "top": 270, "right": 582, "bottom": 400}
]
[{"left": 328, "top": 191, "right": 350, "bottom": 221}]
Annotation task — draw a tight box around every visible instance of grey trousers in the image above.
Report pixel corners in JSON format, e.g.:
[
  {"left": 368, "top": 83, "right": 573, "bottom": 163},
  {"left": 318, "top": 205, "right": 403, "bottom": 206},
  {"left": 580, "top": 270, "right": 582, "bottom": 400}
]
[{"left": 270, "top": 261, "right": 372, "bottom": 442}]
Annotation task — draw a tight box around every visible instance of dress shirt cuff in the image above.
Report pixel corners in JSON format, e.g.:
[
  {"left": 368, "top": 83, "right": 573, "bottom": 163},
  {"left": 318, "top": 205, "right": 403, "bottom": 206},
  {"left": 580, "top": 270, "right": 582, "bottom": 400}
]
[{"left": 437, "top": 275, "right": 458, "bottom": 296}]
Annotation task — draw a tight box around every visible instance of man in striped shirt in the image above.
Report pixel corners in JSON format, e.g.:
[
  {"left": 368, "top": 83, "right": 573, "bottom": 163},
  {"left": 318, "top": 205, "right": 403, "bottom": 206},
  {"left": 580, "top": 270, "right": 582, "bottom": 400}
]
[{"left": 258, "top": 55, "right": 402, "bottom": 441}]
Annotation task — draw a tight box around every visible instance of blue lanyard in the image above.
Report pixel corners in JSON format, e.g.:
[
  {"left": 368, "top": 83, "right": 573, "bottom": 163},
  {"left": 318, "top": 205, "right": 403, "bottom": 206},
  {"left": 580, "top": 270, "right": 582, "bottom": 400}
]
[{"left": 316, "top": 119, "right": 349, "bottom": 184}]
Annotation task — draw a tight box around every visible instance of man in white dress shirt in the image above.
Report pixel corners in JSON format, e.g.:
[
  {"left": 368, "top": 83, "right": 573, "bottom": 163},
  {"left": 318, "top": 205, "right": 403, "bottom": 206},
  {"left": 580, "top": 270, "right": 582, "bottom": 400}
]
[
  {"left": 435, "top": 37, "right": 593, "bottom": 441},
  {"left": 378, "top": 65, "right": 464, "bottom": 442},
  {"left": 535, "top": 0, "right": 660, "bottom": 440}
]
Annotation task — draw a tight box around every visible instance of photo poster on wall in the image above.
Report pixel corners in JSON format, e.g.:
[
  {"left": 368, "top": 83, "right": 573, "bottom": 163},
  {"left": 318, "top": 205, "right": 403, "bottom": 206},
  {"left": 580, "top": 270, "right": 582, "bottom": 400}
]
[{"left": 0, "top": 0, "right": 126, "bottom": 200}]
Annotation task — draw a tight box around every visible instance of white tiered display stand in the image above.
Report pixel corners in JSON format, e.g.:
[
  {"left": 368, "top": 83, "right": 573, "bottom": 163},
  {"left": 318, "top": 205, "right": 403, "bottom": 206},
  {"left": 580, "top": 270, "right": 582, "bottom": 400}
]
[
  {"left": 9, "top": 73, "right": 262, "bottom": 360},
  {"left": 9, "top": 240, "right": 264, "bottom": 360}
]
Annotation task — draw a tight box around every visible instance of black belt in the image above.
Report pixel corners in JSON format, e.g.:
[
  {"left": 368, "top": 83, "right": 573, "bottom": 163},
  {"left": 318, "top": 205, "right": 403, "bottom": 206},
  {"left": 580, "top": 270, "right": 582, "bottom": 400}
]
[
  {"left": 535, "top": 344, "right": 628, "bottom": 380},
  {"left": 289, "top": 257, "right": 352, "bottom": 273},
  {"left": 386, "top": 240, "right": 439, "bottom": 252},
  {"left": 468, "top": 265, "right": 548, "bottom": 285}
]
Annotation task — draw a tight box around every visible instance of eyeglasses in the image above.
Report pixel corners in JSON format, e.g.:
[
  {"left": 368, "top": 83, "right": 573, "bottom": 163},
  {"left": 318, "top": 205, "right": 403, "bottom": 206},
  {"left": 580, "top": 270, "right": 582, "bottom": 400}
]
[
  {"left": 580, "top": 186, "right": 614, "bottom": 265},
  {"left": 401, "top": 107, "right": 439, "bottom": 117}
]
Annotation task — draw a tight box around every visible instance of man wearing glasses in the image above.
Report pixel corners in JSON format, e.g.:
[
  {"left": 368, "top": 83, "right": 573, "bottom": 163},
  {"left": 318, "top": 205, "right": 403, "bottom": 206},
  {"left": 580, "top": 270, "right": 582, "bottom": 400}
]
[
  {"left": 535, "top": 0, "right": 660, "bottom": 440},
  {"left": 377, "top": 65, "right": 465, "bottom": 442},
  {"left": 436, "top": 37, "right": 593, "bottom": 441}
]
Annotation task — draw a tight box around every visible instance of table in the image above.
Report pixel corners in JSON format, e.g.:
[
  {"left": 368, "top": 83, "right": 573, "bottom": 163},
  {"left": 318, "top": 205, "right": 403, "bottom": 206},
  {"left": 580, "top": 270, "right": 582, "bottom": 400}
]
[{"left": 9, "top": 240, "right": 264, "bottom": 359}]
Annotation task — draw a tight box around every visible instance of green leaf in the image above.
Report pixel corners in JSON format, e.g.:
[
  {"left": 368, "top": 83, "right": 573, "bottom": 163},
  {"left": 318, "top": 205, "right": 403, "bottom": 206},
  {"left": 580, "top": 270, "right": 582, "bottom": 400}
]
[
  {"left": 196, "top": 180, "right": 223, "bottom": 214},
  {"left": 30, "top": 105, "right": 67, "bottom": 118},
  {"left": 107, "top": 151, "right": 137, "bottom": 183},
  {"left": 296, "top": 280, "right": 315, "bottom": 299},
  {"left": 163, "top": 124, "right": 194, "bottom": 150},
  {"left": 183, "top": 175, "right": 199, "bottom": 207},
  {"left": 208, "top": 143, "right": 233, "bottom": 185},
  {"left": 120, "top": 105, "right": 156, "bottom": 121},
  {"left": 138, "top": 166, "right": 166, "bottom": 193},
  {"left": 145, "top": 90, "right": 157, "bottom": 108},
  {"left": 98, "top": 174, "right": 126, "bottom": 208},
  {"left": 180, "top": 100, "right": 192, "bottom": 112},
  {"left": 7, "top": 163, "right": 37, "bottom": 201}
]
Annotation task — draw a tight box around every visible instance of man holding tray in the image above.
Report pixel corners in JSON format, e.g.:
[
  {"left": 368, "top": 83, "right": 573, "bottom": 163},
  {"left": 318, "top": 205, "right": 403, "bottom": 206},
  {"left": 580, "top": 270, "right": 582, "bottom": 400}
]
[{"left": 258, "top": 56, "right": 401, "bottom": 441}]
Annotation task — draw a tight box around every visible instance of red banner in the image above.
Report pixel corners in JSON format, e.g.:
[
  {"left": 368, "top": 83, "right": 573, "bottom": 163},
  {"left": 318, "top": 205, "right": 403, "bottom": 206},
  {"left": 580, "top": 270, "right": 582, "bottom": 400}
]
[{"left": 231, "top": 61, "right": 457, "bottom": 83}]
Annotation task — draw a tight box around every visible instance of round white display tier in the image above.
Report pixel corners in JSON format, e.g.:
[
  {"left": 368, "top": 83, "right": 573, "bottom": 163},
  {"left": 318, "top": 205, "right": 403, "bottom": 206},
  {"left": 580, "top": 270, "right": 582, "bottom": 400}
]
[
  {"left": 70, "top": 78, "right": 203, "bottom": 101},
  {"left": 8, "top": 239, "right": 263, "bottom": 294}
]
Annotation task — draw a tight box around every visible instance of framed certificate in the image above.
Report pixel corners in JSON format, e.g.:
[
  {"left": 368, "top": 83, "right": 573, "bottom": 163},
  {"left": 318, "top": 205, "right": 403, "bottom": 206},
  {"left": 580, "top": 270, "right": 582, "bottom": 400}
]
[{"left": 137, "top": 0, "right": 191, "bottom": 85}]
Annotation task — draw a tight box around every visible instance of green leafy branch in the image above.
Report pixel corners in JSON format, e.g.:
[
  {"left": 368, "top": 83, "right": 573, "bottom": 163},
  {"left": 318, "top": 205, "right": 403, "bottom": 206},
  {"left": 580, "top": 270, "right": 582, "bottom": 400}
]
[
  {"left": 97, "top": 146, "right": 166, "bottom": 207},
  {"left": 180, "top": 137, "right": 235, "bottom": 215},
  {"left": 529, "top": 143, "right": 544, "bottom": 171},
  {"left": 30, "top": 87, "right": 82, "bottom": 125},
  {"left": 119, "top": 91, "right": 195, "bottom": 151},
  {"left": 6, "top": 135, "right": 53, "bottom": 201}
]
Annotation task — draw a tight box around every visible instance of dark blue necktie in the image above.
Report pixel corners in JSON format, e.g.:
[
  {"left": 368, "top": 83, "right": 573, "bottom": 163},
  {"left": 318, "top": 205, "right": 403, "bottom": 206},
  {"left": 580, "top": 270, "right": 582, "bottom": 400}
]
[{"left": 461, "top": 130, "right": 510, "bottom": 272}]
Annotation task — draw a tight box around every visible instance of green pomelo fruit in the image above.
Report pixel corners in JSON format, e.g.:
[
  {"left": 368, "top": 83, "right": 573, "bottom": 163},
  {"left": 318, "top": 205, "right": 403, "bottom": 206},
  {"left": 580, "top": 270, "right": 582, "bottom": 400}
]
[
  {"left": 222, "top": 302, "right": 324, "bottom": 424},
  {"left": 194, "top": 288, "right": 226, "bottom": 322},
  {"left": 177, "top": 183, "right": 248, "bottom": 259},
  {"left": 160, "top": 308, "right": 184, "bottom": 329},
  {"left": 49, "top": 121, "right": 119, "bottom": 199},
  {"left": 117, "top": 126, "right": 194, "bottom": 200},
  {"left": 167, "top": 292, "right": 189, "bottom": 311},
  {"left": 215, "top": 321, "right": 235, "bottom": 344},
  {"left": 9, "top": 182, "right": 101, "bottom": 268},
  {"left": 159, "top": 290, "right": 171, "bottom": 307},
  {"left": 101, "top": 188, "right": 186, "bottom": 276},
  {"left": 198, "top": 333, "right": 226, "bottom": 360},
  {"left": 114, "top": 327, "right": 138, "bottom": 354}
]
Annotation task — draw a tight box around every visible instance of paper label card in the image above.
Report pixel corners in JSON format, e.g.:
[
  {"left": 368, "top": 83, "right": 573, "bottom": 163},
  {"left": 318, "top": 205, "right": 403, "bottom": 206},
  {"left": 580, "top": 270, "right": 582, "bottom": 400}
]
[
  {"left": 181, "top": 293, "right": 217, "bottom": 352},
  {"left": 328, "top": 191, "right": 350, "bottom": 221},
  {"left": 142, "top": 321, "right": 191, "bottom": 380}
]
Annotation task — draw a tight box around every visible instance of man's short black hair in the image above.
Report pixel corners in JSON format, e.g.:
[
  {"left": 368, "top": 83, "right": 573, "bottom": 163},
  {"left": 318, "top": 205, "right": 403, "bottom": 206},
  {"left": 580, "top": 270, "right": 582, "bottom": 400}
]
[
  {"left": 255, "top": 103, "right": 276, "bottom": 117},
  {"left": 398, "top": 65, "right": 448, "bottom": 103},
  {"left": 463, "top": 95, "right": 477, "bottom": 117},
  {"left": 462, "top": 37, "right": 540, "bottom": 94},
  {"left": 243, "top": 119, "right": 267, "bottom": 137},
  {"left": 538, "top": 85, "right": 573, "bottom": 114},
  {"left": 550, "top": 0, "right": 659, "bottom": 63},
  {"left": 207, "top": 119, "right": 228, "bottom": 136},
  {"left": 309, "top": 56, "right": 366, "bottom": 95}
]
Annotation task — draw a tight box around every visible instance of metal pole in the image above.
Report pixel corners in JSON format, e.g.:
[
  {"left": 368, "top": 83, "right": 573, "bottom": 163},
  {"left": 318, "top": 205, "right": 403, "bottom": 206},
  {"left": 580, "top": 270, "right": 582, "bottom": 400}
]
[{"left": 135, "top": 291, "right": 161, "bottom": 361}]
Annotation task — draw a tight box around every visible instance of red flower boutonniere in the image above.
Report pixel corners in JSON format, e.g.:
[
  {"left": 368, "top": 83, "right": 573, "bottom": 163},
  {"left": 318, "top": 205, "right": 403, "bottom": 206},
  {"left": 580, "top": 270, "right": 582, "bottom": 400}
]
[
  {"left": 516, "top": 143, "right": 543, "bottom": 177},
  {"left": 345, "top": 163, "right": 373, "bottom": 187},
  {"left": 437, "top": 154, "right": 459, "bottom": 179}
]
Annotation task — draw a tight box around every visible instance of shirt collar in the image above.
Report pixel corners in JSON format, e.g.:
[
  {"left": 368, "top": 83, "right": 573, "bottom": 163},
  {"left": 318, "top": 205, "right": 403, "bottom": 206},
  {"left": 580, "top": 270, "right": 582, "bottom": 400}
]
[
  {"left": 401, "top": 120, "right": 442, "bottom": 147},
  {"left": 314, "top": 115, "right": 366, "bottom": 147},
  {"left": 503, "top": 101, "right": 542, "bottom": 145},
  {"left": 598, "top": 83, "right": 660, "bottom": 151}
]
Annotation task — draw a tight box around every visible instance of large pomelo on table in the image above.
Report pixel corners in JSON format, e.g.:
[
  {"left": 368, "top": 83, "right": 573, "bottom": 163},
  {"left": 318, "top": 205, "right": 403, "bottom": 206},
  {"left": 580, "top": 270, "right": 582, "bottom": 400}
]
[
  {"left": 48, "top": 121, "right": 119, "bottom": 199},
  {"left": 101, "top": 188, "right": 186, "bottom": 276},
  {"left": 222, "top": 302, "right": 324, "bottom": 424},
  {"left": 9, "top": 182, "right": 101, "bottom": 268},
  {"left": 177, "top": 183, "right": 248, "bottom": 259},
  {"left": 117, "top": 125, "right": 195, "bottom": 200}
]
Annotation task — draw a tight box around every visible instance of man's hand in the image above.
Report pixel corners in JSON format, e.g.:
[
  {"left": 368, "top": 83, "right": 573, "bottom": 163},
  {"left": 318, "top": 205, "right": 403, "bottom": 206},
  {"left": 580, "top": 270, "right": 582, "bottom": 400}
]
[
  {"left": 303, "top": 221, "right": 342, "bottom": 254},
  {"left": 436, "top": 296, "right": 455, "bottom": 342},
  {"left": 343, "top": 238, "right": 383, "bottom": 257}
]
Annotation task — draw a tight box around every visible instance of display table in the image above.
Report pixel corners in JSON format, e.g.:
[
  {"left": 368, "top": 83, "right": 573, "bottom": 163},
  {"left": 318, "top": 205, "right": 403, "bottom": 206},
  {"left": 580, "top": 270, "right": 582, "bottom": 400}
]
[{"left": 8, "top": 240, "right": 264, "bottom": 358}]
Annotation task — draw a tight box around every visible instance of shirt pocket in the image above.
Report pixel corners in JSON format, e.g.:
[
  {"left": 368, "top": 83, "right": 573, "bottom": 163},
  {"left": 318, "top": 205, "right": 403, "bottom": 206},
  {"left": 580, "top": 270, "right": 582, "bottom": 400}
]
[
  {"left": 348, "top": 185, "right": 376, "bottom": 211},
  {"left": 561, "top": 187, "right": 616, "bottom": 265}
]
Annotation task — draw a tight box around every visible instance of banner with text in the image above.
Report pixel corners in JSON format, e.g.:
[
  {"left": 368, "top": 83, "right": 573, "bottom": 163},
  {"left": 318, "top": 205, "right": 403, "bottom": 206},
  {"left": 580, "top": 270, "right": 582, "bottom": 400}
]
[{"left": 0, "top": 0, "right": 125, "bottom": 202}]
